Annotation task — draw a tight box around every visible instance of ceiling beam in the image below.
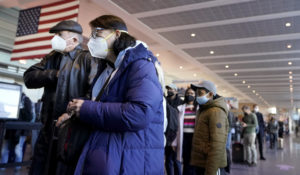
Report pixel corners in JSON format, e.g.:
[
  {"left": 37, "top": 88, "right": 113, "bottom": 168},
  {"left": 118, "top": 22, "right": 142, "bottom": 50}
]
[
  {"left": 155, "top": 10, "right": 300, "bottom": 32},
  {"left": 204, "top": 58, "right": 300, "bottom": 66},
  {"left": 132, "top": 0, "right": 253, "bottom": 18},
  {"left": 214, "top": 66, "right": 300, "bottom": 73},
  {"left": 223, "top": 74, "right": 300, "bottom": 79},
  {"left": 196, "top": 50, "right": 300, "bottom": 60},
  {"left": 178, "top": 33, "right": 300, "bottom": 49}
]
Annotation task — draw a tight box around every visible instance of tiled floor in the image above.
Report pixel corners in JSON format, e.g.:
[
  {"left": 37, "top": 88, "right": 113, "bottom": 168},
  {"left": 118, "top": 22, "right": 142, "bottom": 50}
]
[
  {"left": 231, "top": 135, "right": 300, "bottom": 175},
  {"left": 1, "top": 135, "right": 300, "bottom": 175}
]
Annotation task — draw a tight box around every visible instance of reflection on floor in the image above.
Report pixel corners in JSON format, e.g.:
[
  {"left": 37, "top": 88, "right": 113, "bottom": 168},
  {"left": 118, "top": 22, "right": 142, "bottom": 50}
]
[
  {"left": 0, "top": 135, "right": 299, "bottom": 175},
  {"left": 231, "top": 135, "right": 300, "bottom": 175}
]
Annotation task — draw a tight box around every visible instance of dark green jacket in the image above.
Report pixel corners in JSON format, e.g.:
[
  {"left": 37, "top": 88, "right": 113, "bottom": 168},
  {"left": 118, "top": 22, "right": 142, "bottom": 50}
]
[
  {"left": 242, "top": 113, "right": 258, "bottom": 134},
  {"left": 191, "top": 97, "right": 229, "bottom": 175}
]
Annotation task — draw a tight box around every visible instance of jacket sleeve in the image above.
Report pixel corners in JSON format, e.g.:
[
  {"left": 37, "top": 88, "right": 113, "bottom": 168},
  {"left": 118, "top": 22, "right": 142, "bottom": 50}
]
[
  {"left": 23, "top": 52, "right": 59, "bottom": 88},
  {"left": 79, "top": 60, "right": 163, "bottom": 132},
  {"left": 246, "top": 113, "right": 258, "bottom": 128},
  {"left": 206, "top": 109, "right": 228, "bottom": 175}
]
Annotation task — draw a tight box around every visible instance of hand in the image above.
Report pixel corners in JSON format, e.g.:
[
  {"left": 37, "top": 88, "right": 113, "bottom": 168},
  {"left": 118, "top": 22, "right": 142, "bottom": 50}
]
[
  {"left": 56, "top": 113, "right": 71, "bottom": 127},
  {"left": 67, "top": 99, "right": 85, "bottom": 117},
  {"left": 242, "top": 122, "right": 247, "bottom": 127}
]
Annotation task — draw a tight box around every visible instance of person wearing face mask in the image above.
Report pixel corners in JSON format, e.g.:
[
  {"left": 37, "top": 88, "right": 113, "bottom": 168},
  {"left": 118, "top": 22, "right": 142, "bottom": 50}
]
[
  {"left": 56, "top": 15, "right": 165, "bottom": 175},
  {"left": 241, "top": 105, "right": 258, "bottom": 166},
  {"left": 190, "top": 80, "right": 229, "bottom": 175},
  {"left": 164, "top": 83, "right": 183, "bottom": 175},
  {"left": 23, "top": 20, "right": 100, "bottom": 175},
  {"left": 253, "top": 104, "right": 266, "bottom": 160},
  {"left": 177, "top": 88, "right": 197, "bottom": 175}
]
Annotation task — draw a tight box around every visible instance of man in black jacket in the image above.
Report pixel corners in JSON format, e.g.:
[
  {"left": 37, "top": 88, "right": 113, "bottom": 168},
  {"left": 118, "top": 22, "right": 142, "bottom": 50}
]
[
  {"left": 253, "top": 104, "right": 266, "bottom": 160},
  {"left": 24, "top": 20, "right": 99, "bottom": 175}
]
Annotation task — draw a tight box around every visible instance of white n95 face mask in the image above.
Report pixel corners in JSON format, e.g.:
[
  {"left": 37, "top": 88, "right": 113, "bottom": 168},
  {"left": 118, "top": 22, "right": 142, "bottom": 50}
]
[
  {"left": 51, "top": 35, "right": 67, "bottom": 52},
  {"left": 87, "top": 37, "right": 108, "bottom": 59}
]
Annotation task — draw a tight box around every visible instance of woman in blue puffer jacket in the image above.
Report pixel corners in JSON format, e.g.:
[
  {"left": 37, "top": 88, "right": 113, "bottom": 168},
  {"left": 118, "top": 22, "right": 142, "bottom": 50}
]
[{"left": 57, "top": 15, "right": 165, "bottom": 175}]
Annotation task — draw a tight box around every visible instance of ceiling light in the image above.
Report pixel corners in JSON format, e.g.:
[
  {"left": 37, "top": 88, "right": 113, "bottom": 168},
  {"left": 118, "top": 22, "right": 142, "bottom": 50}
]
[
  {"left": 289, "top": 71, "right": 293, "bottom": 74},
  {"left": 256, "top": 93, "right": 259, "bottom": 96},
  {"left": 285, "top": 22, "right": 291, "bottom": 27},
  {"left": 252, "top": 90, "right": 256, "bottom": 93},
  {"left": 290, "top": 80, "right": 293, "bottom": 83},
  {"left": 225, "top": 65, "right": 229, "bottom": 69},
  {"left": 234, "top": 73, "right": 238, "bottom": 76},
  {"left": 290, "top": 88, "right": 293, "bottom": 92},
  {"left": 19, "top": 60, "right": 26, "bottom": 64},
  {"left": 248, "top": 85, "right": 251, "bottom": 88},
  {"left": 288, "top": 62, "right": 292, "bottom": 65},
  {"left": 210, "top": 50, "right": 214, "bottom": 55},
  {"left": 190, "top": 33, "right": 196, "bottom": 37},
  {"left": 156, "top": 53, "right": 160, "bottom": 57},
  {"left": 289, "top": 76, "right": 293, "bottom": 79},
  {"left": 193, "top": 73, "right": 197, "bottom": 77},
  {"left": 287, "top": 44, "right": 292, "bottom": 49},
  {"left": 179, "top": 66, "right": 183, "bottom": 69},
  {"left": 242, "top": 80, "right": 246, "bottom": 84}
]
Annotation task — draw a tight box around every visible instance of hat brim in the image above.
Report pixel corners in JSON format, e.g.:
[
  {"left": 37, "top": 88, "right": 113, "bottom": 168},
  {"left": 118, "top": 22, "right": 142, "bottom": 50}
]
[{"left": 191, "top": 84, "right": 204, "bottom": 91}]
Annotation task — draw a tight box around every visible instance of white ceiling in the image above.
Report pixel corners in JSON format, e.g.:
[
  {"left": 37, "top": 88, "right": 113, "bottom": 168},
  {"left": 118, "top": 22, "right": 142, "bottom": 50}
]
[{"left": 1, "top": 0, "right": 299, "bottom": 109}]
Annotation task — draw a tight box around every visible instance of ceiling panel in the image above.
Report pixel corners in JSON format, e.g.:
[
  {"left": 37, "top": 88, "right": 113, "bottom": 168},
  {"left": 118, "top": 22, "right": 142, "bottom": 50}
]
[
  {"left": 111, "top": 0, "right": 209, "bottom": 14},
  {"left": 139, "top": 0, "right": 300, "bottom": 29},
  {"left": 159, "top": 16, "right": 300, "bottom": 44}
]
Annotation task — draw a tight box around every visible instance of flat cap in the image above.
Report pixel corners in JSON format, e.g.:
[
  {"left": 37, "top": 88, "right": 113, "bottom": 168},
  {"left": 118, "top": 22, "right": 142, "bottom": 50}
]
[
  {"left": 191, "top": 80, "right": 217, "bottom": 96},
  {"left": 166, "top": 83, "right": 178, "bottom": 91},
  {"left": 49, "top": 20, "right": 82, "bottom": 34}
]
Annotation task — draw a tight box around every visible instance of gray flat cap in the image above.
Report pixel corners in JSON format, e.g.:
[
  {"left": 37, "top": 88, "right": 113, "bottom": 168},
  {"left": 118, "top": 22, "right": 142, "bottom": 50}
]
[
  {"left": 49, "top": 20, "right": 82, "bottom": 34},
  {"left": 191, "top": 80, "right": 217, "bottom": 95},
  {"left": 166, "top": 83, "right": 178, "bottom": 91}
]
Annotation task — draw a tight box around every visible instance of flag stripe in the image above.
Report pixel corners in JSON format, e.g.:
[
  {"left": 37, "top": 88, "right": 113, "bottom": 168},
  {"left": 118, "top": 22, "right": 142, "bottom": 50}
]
[
  {"left": 40, "top": 5, "right": 79, "bottom": 17},
  {"left": 14, "top": 36, "right": 53, "bottom": 45},
  {"left": 11, "top": 54, "right": 50, "bottom": 61},
  {"left": 39, "top": 14, "right": 78, "bottom": 25},
  {"left": 11, "top": 48, "right": 53, "bottom": 58},
  {"left": 14, "top": 41, "right": 50, "bottom": 50},
  {"left": 12, "top": 45, "right": 52, "bottom": 53},
  {"left": 38, "top": 17, "right": 77, "bottom": 29},
  {"left": 42, "top": 1, "right": 79, "bottom": 13},
  {"left": 15, "top": 32, "right": 53, "bottom": 42},
  {"left": 42, "top": 0, "right": 77, "bottom": 9},
  {"left": 40, "top": 9, "right": 78, "bottom": 21}
]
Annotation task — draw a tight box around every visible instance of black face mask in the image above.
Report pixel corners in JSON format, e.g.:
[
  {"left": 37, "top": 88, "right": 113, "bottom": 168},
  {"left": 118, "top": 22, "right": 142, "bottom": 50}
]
[
  {"left": 167, "top": 91, "right": 175, "bottom": 97},
  {"left": 185, "top": 95, "right": 195, "bottom": 102},
  {"left": 244, "top": 112, "right": 248, "bottom": 116}
]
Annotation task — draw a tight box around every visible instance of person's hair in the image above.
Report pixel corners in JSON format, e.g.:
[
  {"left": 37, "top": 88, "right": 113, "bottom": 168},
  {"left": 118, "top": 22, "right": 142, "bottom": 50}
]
[
  {"left": 242, "top": 105, "right": 250, "bottom": 111},
  {"left": 89, "top": 15, "right": 136, "bottom": 56},
  {"left": 253, "top": 104, "right": 258, "bottom": 108}
]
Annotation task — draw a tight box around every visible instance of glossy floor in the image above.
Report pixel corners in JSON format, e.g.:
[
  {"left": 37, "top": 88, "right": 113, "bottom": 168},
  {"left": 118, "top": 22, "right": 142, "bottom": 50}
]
[{"left": 231, "top": 135, "right": 300, "bottom": 175}]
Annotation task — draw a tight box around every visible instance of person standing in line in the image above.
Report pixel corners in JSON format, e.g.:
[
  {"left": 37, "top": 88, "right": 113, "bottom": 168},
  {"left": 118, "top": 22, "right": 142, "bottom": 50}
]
[
  {"left": 177, "top": 88, "right": 197, "bottom": 175},
  {"left": 253, "top": 104, "right": 266, "bottom": 160},
  {"left": 241, "top": 105, "right": 258, "bottom": 166},
  {"left": 190, "top": 80, "right": 229, "bottom": 175}
]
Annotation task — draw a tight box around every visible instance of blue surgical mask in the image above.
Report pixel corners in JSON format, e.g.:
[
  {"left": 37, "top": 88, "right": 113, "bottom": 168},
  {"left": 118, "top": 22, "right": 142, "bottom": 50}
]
[{"left": 196, "top": 94, "right": 209, "bottom": 105}]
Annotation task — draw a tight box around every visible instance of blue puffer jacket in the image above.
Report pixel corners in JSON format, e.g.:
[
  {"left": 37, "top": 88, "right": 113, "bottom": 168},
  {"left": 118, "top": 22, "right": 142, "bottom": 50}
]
[{"left": 74, "top": 43, "right": 164, "bottom": 175}]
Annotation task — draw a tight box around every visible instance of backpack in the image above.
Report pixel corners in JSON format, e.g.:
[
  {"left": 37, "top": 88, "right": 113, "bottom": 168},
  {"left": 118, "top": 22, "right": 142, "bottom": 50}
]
[{"left": 165, "top": 103, "right": 179, "bottom": 145}]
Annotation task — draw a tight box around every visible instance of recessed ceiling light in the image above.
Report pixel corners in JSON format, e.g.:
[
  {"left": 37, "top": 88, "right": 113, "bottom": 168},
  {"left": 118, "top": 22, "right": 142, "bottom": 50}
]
[
  {"left": 242, "top": 80, "right": 246, "bottom": 84},
  {"left": 289, "top": 71, "right": 293, "bottom": 74},
  {"left": 19, "top": 60, "right": 26, "bottom": 64},
  {"left": 290, "top": 80, "right": 293, "bottom": 83},
  {"left": 190, "top": 33, "right": 196, "bottom": 37},
  {"left": 248, "top": 85, "right": 251, "bottom": 88},
  {"left": 287, "top": 44, "right": 292, "bottom": 49},
  {"left": 179, "top": 66, "right": 183, "bottom": 69},
  {"left": 193, "top": 73, "right": 197, "bottom": 77},
  {"left": 210, "top": 50, "right": 215, "bottom": 55},
  {"left": 234, "top": 73, "right": 238, "bottom": 76},
  {"left": 252, "top": 90, "right": 256, "bottom": 93},
  {"left": 156, "top": 53, "right": 160, "bottom": 57},
  {"left": 288, "top": 62, "right": 292, "bottom": 65},
  {"left": 225, "top": 65, "right": 229, "bottom": 69},
  {"left": 285, "top": 22, "right": 291, "bottom": 27},
  {"left": 290, "top": 88, "right": 293, "bottom": 92},
  {"left": 289, "top": 76, "right": 293, "bottom": 79},
  {"left": 256, "top": 93, "right": 259, "bottom": 96}
]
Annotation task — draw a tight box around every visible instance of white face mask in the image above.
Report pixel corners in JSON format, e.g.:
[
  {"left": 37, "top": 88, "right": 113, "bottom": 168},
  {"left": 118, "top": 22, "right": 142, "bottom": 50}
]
[
  {"left": 254, "top": 107, "right": 259, "bottom": 112},
  {"left": 51, "top": 35, "right": 75, "bottom": 52},
  {"left": 88, "top": 32, "right": 115, "bottom": 59}
]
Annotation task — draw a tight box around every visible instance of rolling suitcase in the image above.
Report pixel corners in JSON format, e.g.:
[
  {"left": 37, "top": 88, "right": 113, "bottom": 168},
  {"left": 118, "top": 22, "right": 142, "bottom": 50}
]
[
  {"left": 278, "top": 138, "right": 283, "bottom": 149},
  {"left": 232, "top": 142, "right": 244, "bottom": 163}
]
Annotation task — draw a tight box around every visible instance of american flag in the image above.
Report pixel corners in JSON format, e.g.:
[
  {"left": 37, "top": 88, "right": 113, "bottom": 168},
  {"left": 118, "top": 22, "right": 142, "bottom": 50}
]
[{"left": 11, "top": 0, "right": 79, "bottom": 61}]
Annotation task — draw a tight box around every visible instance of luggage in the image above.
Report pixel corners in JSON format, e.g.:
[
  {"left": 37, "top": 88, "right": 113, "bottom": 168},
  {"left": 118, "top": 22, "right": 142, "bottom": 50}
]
[
  {"left": 278, "top": 138, "right": 284, "bottom": 149},
  {"left": 232, "top": 142, "right": 244, "bottom": 163}
]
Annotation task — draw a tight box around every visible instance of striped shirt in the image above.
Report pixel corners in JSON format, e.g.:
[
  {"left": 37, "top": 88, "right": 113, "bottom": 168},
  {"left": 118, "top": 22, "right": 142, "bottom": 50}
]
[{"left": 183, "top": 105, "right": 196, "bottom": 133}]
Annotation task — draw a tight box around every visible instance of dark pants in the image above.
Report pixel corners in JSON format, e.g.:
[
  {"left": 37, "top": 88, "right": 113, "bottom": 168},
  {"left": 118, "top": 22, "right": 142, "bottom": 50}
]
[
  {"left": 165, "top": 146, "right": 181, "bottom": 175},
  {"left": 256, "top": 132, "right": 264, "bottom": 158},
  {"left": 182, "top": 133, "right": 196, "bottom": 175},
  {"left": 270, "top": 133, "right": 277, "bottom": 149}
]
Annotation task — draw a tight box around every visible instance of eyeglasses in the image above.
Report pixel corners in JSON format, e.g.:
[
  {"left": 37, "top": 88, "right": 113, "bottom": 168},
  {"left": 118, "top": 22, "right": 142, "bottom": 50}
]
[{"left": 90, "top": 27, "right": 105, "bottom": 39}]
